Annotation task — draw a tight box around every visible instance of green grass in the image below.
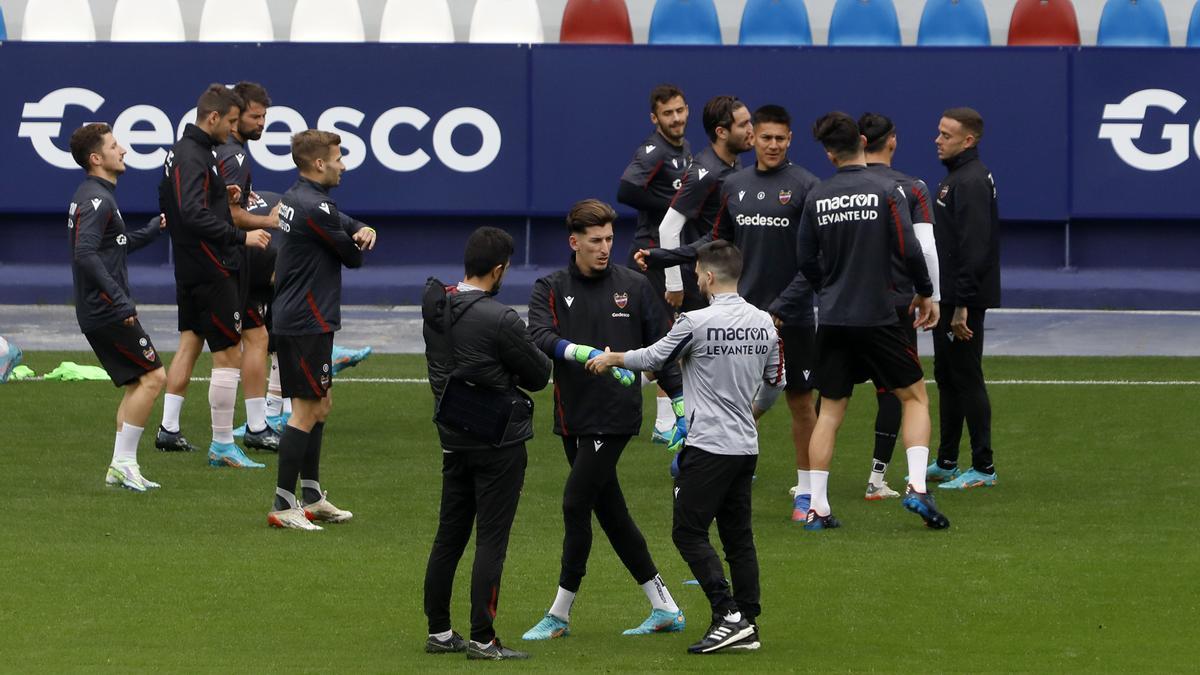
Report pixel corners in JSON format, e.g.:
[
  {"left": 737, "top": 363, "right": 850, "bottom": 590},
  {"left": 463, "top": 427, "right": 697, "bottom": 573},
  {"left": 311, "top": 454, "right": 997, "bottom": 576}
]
[{"left": 3, "top": 353, "right": 1198, "bottom": 672}]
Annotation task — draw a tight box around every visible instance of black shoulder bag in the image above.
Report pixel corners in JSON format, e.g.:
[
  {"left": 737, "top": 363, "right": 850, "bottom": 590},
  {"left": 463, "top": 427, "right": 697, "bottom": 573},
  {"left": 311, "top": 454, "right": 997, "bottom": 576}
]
[{"left": 434, "top": 293, "right": 535, "bottom": 448}]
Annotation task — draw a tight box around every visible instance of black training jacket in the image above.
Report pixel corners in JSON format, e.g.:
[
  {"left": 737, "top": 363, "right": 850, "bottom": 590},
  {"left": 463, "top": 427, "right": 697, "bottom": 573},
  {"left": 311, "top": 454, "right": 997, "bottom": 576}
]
[
  {"left": 159, "top": 124, "right": 246, "bottom": 285},
  {"left": 785, "top": 165, "right": 932, "bottom": 327},
  {"left": 934, "top": 147, "right": 1001, "bottom": 308},
  {"left": 669, "top": 145, "right": 741, "bottom": 244},
  {"left": 422, "top": 280, "right": 552, "bottom": 452},
  {"left": 216, "top": 135, "right": 277, "bottom": 290},
  {"left": 271, "top": 177, "right": 364, "bottom": 336},
  {"left": 69, "top": 176, "right": 162, "bottom": 333},
  {"left": 528, "top": 257, "right": 683, "bottom": 437},
  {"left": 866, "top": 163, "right": 936, "bottom": 305},
  {"left": 617, "top": 131, "right": 692, "bottom": 245}
]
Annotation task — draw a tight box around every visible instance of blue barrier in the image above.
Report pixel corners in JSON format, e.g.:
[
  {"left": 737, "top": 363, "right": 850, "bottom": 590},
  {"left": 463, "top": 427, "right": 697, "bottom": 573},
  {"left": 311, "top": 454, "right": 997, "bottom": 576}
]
[{"left": 0, "top": 44, "right": 1198, "bottom": 222}]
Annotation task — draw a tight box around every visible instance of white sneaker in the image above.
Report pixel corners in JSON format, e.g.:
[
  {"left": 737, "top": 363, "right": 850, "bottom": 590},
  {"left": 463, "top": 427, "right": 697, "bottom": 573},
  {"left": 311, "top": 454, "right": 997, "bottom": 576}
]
[
  {"left": 864, "top": 481, "right": 901, "bottom": 501},
  {"left": 105, "top": 464, "right": 150, "bottom": 492},
  {"left": 302, "top": 492, "right": 353, "bottom": 523},
  {"left": 268, "top": 507, "right": 323, "bottom": 531}
]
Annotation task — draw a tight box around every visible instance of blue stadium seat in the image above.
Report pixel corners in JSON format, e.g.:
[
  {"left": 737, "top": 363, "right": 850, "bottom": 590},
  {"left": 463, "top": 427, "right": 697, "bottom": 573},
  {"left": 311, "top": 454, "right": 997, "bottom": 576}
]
[
  {"left": 1097, "top": 0, "right": 1169, "bottom": 47},
  {"left": 739, "top": 0, "right": 812, "bottom": 46},
  {"left": 1188, "top": 1, "right": 1200, "bottom": 47},
  {"left": 828, "top": 0, "right": 901, "bottom": 46},
  {"left": 649, "top": 0, "right": 722, "bottom": 45},
  {"left": 918, "top": 0, "right": 991, "bottom": 46}
]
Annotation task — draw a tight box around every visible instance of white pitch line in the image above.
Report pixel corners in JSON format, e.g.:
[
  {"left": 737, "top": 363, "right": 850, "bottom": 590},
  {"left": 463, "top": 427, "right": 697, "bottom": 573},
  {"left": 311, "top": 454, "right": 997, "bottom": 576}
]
[{"left": 11, "top": 377, "right": 1197, "bottom": 386}]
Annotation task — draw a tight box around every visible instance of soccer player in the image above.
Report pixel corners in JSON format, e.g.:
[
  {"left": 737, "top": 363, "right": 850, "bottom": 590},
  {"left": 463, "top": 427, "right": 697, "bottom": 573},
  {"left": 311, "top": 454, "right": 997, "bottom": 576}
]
[
  {"left": 215, "top": 81, "right": 281, "bottom": 451},
  {"left": 155, "top": 85, "right": 271, "bottom": 467},
  {"left": 67, "top": 123, "right": 167, "bottom": 491},
  {"left": 422, "top": 228, "right": 552, "bottom": 661},
  {"left": 617, "top": 84, "right": 692, "bottom": 446},
  {"left": 930, "top": 107, "right": 1001, "bottom": 490},
  {"left": 783, "top": 112, "right": 948, "bottom": 531},
  {"left": 656, "top": 95, "right": 753, "bottom": 313},
  {"left": 266, "top": 130, "right": 375, "bottom": 530},
  {"left": 523, "top": 199, "right": 686, "bottom": 641},
  {"left": 638, "top": 104, "right": 821, "bottom": 521},
  {"left": 589, "top": 240, "right": 784, "bottom": 654},
  {"left": 858, "top": 112, "right": 942, "bottom": 500}
]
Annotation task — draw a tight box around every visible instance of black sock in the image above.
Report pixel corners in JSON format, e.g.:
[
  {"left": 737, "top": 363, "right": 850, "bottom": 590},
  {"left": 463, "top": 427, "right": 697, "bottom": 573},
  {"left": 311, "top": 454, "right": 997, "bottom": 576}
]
[
  {"left": 873, "top": 392, "right": 901, "bottom": 465},
  {"left": 937, "top": 458, "right": 958, "bottom": 470},
  {"left": 274, "top": 426, "right": 309, "bottom": 511},
  {"left": 301, "top": 422, "right": 324, "bottom": 504}
]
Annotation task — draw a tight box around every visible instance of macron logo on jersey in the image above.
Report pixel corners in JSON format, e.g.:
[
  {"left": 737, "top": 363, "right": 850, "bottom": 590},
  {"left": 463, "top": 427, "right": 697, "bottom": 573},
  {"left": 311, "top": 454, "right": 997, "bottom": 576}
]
[
  {"left": 90, "top": 198, "right": 102, "bottom": 211},
  {"left": 697, "top": 168, "right": 709, "bottom": 181},
  {"left": 672, "top": 158, "right": 679, "bottom": 168},
  {"left": 594, "top": 440, "right": 603, "bottom": 452},
  {"left": 235, "top": 153, "right": 245, "bottom": 166},
  {"left": 318, "top": 203, "right": 331, "bottom": 214},
  {"left": 645, "top": 144, "right": 656, "bottom": 155},
  {"left": 565, "top": 296, "right": 575, "bottom": 308},
  {"left": 738, "top": 190, "right": 746, "bottom": 202}
]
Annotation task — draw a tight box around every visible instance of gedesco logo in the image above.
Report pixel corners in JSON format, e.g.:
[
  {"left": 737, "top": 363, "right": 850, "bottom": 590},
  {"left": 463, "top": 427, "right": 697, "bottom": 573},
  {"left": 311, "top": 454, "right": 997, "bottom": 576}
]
[
  {"left": 1099, "top": 88, "right": 1200, "bottom": 172},
  {"left": 18, "top": 87, "right": 502, "bottom": 173}
]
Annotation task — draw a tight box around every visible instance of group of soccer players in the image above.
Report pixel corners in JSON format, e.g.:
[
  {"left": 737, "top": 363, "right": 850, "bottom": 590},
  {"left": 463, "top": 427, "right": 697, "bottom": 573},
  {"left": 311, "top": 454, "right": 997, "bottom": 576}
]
[{"left": 68, "top": 82, "right": 373, "bottom": 529}]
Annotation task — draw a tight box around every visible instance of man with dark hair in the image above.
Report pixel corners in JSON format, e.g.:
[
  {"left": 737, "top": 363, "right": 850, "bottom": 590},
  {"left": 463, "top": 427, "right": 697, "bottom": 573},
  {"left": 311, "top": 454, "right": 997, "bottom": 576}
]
[
  {"left": 522, "top": 198, "right": 686, "bottom": 642},
  {"left": 267, "top": 129, "right": 375, "bottom": 533},
  {"left": 929, "top": 106, "right": 1000, "bottom": 490},
  {"left": 156, "top": 84, "right": 271, "bottom": 467},
  {"left": 589, "top": 239, "right": 784, "bottom": 654},
  {"left": 780, "top": 112, "right": 948, "bottom": 532},
  {"left": 857, "top": 112, "right": 942, "bottom": 500},
  {"left": 637, "top": 104, "right": 822, "bottom": 522},
  {"left": 422, "top": 227, "right": 552, "bottom": 661},
  {"left": 215, "top": 81, "right": 281, "bottom": 452},
  {"left": 68, "top": 123, "right": 167, "bottom": 491},
  {"left": 655, "top": 95, "right": 753, "bottom": 312},
  {"left": 617, "top": 84, "right": 692, "bottom": 443}
]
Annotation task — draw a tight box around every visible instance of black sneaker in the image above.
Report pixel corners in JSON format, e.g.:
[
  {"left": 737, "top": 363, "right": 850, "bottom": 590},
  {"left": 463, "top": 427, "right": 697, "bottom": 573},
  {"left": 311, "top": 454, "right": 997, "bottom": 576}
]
[
  {"left": 155, "top": 426, "right": 196, "bottom": 452},
  {"left": 729, "top": 624, "right": 760, "bottom": 651},
  {"left": 687, "top": 617, "right": 754, "bottom": 654},
  {"left": 466, "top": 637, "right": 529, "bottom": 660},
  {"left": 243, "top": 425, "right": 281, "bottom": 451},
  {"left": 425, "top": 631, "right": 466, "bottom": 654}
]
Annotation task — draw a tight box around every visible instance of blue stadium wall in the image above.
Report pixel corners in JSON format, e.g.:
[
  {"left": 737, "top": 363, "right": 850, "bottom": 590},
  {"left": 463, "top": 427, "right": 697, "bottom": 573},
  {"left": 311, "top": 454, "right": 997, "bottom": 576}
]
[{"left": 1, "top": 44, "right": 1198, "bottom": 308}]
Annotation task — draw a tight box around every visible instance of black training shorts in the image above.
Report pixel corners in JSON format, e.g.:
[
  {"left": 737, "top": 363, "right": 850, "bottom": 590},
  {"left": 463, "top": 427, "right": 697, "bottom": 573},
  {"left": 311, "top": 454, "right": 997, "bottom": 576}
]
[
  {"left": 816, "top": 322, "right": 923, "bottom": 400},
  {"left": 276, "top": 332, "right": 334, "bottom": 400},
  {"left": 176, "top": 275, "right": 242, "bottom": 352},
  {"left": 84, "top": 318, "right": 164, "bottom": 387},
  {"left": 779, "top": 324, "right": 817, "bottom": 392}
]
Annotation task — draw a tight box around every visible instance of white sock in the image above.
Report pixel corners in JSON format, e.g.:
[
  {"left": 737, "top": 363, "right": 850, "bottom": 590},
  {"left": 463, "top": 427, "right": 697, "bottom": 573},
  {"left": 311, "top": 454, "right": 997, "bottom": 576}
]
[
  {"left": 869, "top": 459, "right": 887, "bottom": 488},
  {"left": 209, "top": 368, "right": 240, "bottom": 444},
  {"left": 275, "top": 486, "right": 298, "bottom": 510},
  {"left": 245, "top": 397, "right": 267, "bottom": 433},
  {"left": 723, "top": 611, "right": 742, "bottom": 624},
  {"left": 283, "top": 397, "right": 292, "bottom": 415},
  {"left": 796, "top": 469, "right": 811, "bottom": 495},
  {"left": 430, "top": 629, "right": 453, "bottom": 642},
  {"left": 549, "top": 586, "right": 575, "bottom": 621},
  {"left": 641, "top": 574, "right": 679, "bottom": 613},
  {"left": 161, "top": 393, "right": 184, "bottom": 433},
  {"left": 907, "top": 446, "right": 930, "bottom": 493},
  {"left": 266, "top": 394, "right": 284, "bottom": 418},
  {"left": 111, "top": 423, "right": 143, "bottom": 465},
  {"left": 810, "top": 470, "right": 831, "bottom": 516},
  {"left": 655, "top": 395, "right": 673, "bottom": 432}
]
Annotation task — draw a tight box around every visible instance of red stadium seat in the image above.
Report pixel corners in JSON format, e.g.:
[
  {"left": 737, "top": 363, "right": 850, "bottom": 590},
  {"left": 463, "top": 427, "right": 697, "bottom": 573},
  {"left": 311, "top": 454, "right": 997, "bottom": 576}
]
[
  {"left": 1007, "top": 0, "right": 1080, "bottom": 46},
  {"left": 560, "top": 0, "right": 633, "bottom": 44}
]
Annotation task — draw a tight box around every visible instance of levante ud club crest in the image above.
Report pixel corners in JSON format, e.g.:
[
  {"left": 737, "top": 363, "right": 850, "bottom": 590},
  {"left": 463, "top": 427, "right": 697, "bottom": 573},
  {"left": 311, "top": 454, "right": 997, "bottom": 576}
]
[
  {"left": 779, "top": 189, "right": 792, "bottom": 205},
  {"left": 613, "top": 292, "right": 628, "bottom": 309}
]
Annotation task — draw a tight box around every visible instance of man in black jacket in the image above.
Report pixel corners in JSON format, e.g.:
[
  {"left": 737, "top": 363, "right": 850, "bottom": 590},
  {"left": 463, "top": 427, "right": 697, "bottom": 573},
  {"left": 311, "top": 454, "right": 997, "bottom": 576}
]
[
  {"left": 929, "top": 107, "right": 1001, "bottom": 490},
  {"left": 422, "top": 227, "right": 552, "bottom": 661},
  {"left": 266, "top": 130, "right": 375, "bottom": 532},
  {"left": 68, "top": 123, "right": 166, "bottom": 492},
  {"left": 522, "top": 199, "right": 686, "bottom": 642},
  {"left": 617, "top": 84, "right": 692, "bottom": 445},
  {"left": 155, "top": 85, "right": 271, "bottom": 467}
]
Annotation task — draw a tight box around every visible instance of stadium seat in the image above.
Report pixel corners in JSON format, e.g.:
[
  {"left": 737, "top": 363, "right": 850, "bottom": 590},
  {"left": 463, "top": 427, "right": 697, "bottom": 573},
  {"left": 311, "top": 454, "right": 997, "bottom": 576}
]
[
  {"left": 1097, "top": 0, "right": 1170, "bottom": 47},
  {"left": 22, "top": 0, "right": 96, "bottom": 41},
  {"left": 648, "top": 0, "right": 722, "bottom": 45},
  {"left": 1187, "top": 0, "right": 1200, "bottom": 47},
  {"left": 1007, "top": 0, "right": 1080, "bottom": 46},
  {"left": 110, "top": 0, "right": 186, "bottom": 42},
  {"left": 827, "top": 0, "right": 901, "bottom": 46},
  {"left": 738, "top": 0, "right": 812, "bottom": 46},
  {"left": 379, "top": 0, "right": 455, "bottom": 43},
  {"left": 917, "top": 0, "right": 990, "bottom": 46},
  {"left": 199, "top": 0, "right": 274, "bottom": 42},
  {"left": 469, "top": 0, "right": 545, "bottom": 44},
  {"left": 290, "top": 0, "right": 366, "bottom": 43},
  {"left": 560, "top": 0, "right": 633, "bottom": 44}
]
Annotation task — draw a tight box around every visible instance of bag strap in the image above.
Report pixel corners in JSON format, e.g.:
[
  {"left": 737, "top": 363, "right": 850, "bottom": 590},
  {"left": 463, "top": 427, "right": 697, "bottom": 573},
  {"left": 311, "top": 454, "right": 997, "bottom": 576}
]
[{"left": 441, "top": 288, "right": 488, "bottom": 374}]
